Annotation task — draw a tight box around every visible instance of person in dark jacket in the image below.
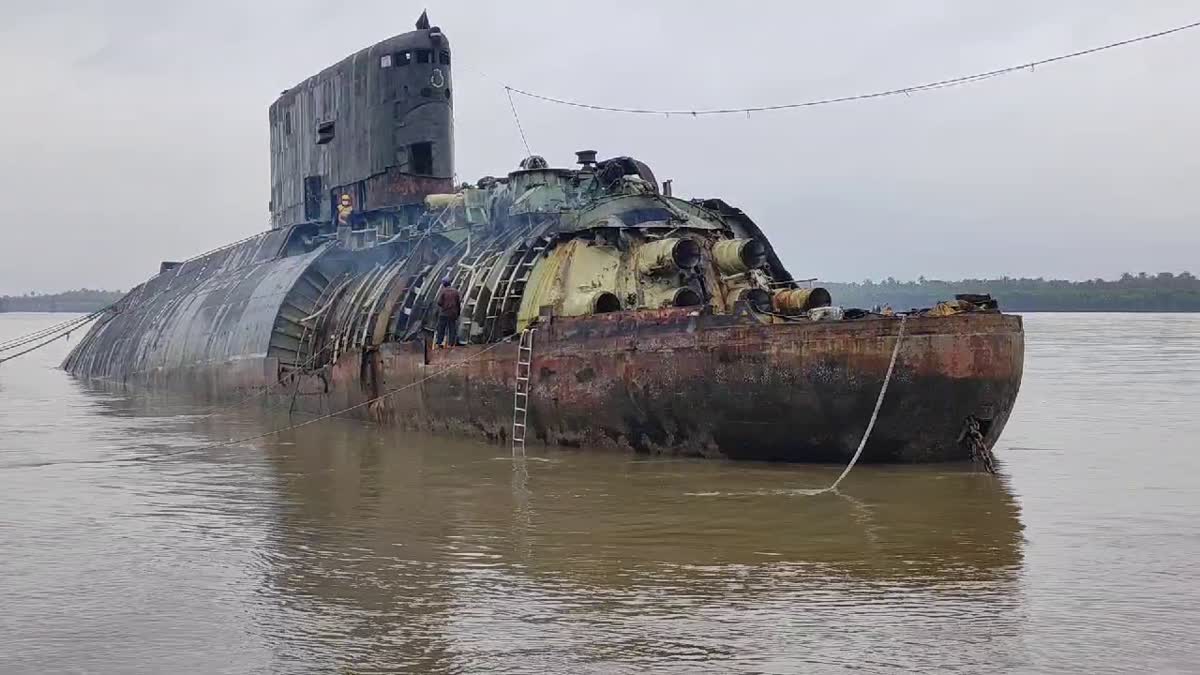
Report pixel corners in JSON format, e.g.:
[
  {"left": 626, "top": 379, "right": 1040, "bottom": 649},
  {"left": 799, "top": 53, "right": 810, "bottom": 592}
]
[{"left": 434, "top": 278, "right": 462, "bottom": 348}]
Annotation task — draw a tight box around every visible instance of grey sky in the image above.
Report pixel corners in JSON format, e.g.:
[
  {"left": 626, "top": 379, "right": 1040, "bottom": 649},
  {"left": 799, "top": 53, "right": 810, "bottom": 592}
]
[{"left": 1, "top": 0, "right": 1197, "bottom": 295}]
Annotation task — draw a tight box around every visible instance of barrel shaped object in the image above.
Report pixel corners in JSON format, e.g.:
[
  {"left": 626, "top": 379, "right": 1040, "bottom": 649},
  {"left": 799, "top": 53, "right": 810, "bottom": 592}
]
[
  {"left": 563, "top": 290, "right": 622, "bottom": 316},
  {"left": 636, "top": 238, "right": 702, "bottom": 275},
  {"left": 713, "top": 239, "right": 768, "bottom": 275},
  {"left": 772, "top": 287, "right": 833, "bottom": 315}
]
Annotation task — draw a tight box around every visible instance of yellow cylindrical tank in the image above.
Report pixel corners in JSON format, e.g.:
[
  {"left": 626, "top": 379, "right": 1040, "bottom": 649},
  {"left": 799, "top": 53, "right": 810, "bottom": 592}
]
[
  {"left": 563, "top": 290, "right": 622, "bottom": 315},
  {"left": 713, "top": 239, "right": 768, "bottom": 275},
  {"left": 636, "top": 238, "right": 702, "bottom": 275},
  {"left": 643, "top": 284, "right": 704, "bottom": 308},
  {"left": 730, "top": 287, "right": 772, "bottom": 312},
  {"left": 424, "top": 193, "right": 464, "bottom": 210},
  {"left": 772, "top": 288, "right": 832, "bottom": 314}
]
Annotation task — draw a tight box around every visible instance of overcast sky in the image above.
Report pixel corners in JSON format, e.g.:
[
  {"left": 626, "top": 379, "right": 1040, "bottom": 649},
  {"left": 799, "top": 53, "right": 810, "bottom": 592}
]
[{"left": 1, "top": 0, "right": 1197, "bottom": 294}]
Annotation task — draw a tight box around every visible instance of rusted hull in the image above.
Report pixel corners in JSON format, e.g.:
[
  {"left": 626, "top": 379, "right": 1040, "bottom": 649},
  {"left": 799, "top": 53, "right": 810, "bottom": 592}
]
[{"left": 283, "top": 310, "right": 1023, "bottom": 463}]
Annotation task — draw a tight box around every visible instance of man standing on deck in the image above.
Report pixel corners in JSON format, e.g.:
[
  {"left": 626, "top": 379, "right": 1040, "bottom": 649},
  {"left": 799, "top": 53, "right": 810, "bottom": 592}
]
[
  {"left": 336, "top": 194, "right": 354, "bottom": 228},
  {"left": 434, "top": 278, "right": 461, "bottom": 349}
]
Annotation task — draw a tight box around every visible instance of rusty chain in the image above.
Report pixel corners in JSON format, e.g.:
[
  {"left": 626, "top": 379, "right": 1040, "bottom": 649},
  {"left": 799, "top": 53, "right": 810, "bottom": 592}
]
[{"left": 961, "top": 415, "right": 997, "bottom": 474}]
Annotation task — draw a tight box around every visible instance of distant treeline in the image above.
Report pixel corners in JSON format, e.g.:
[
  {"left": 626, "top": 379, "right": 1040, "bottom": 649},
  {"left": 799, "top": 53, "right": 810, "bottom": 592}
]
[
  {"left": 0, "top": 289, "right": 125, "bottom": 313},
  {"left": 5, "top": 272, "right": 1200, "bottom": 313},
  {"left": 825, "top": 272, "right": 1200, "bottom": 312}
]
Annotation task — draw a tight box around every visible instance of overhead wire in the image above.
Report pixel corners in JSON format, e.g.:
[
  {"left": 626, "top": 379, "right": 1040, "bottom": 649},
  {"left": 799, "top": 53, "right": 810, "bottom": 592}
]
[
  {"left": 502, "top": 19, "right": 1200, "bottom": 116},
  {"left": 505, "top": 86, "right": 533, "bottom": 155}
]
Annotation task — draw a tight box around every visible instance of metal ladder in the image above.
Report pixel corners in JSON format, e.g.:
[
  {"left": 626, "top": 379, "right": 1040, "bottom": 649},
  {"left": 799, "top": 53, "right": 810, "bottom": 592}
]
[
  {"left": 486, "top": 237, "right": 549, "bottom": 341},
  {"left": 512, "top": 328, "right": 535, "bottom": 455},
  {"left": 456, "top": 251, "right": 500, "bottom": 343}
]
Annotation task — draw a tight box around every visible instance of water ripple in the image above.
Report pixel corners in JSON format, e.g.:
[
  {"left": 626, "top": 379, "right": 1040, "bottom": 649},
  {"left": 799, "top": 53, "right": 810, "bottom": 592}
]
[{"left": 2, "top": 313, "right": 1199, "bottom": 673}]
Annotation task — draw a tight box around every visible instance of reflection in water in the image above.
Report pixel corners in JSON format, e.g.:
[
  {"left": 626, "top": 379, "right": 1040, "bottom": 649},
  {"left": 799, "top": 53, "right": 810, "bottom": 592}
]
[
  {"left": 58, "top": 312, "right": 1200, "bottom": 673},
  {"left": 7, "top": 312, "right": 1200, "bottom": 672},
  {"left": 0, "top": 356, "right": 1027, "bottom": 673},
  {"left": 225, "top": 412, "right": 1025, "bottom": 673}
]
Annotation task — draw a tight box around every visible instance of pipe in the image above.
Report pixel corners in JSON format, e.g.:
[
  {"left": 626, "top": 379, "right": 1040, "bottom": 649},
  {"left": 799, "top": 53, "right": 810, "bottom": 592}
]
[
  {"left": 637, "top": 238, "right": 702, "bottom": 275},
  {"left": 735, "top": 287, "right": 772, "bottom": 312},
  {"left": 772, "top": 287, "right": 832, "bottom": 315},
  {"left": 671, "top": 287, "right": 703, "bottom": 307},
  {"left": 424, "top": 193, "right": 463, "bottom": 210},
  {"left": 564, "top": 290, "right": 622, "bottom": 316},
  {"left": 713, "top": 238, "right": 767, "bottom": 275}
]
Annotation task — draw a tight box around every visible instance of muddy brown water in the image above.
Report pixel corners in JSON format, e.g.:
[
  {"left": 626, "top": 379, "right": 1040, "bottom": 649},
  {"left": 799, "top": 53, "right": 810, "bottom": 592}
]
[{"left": 1, "top": 312, "right": 1197, "bottom": 674}]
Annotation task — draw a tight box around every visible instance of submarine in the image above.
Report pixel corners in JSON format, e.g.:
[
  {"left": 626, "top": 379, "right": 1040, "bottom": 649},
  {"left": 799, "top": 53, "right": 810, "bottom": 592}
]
[{"left": 63, "top": 14, "right": 1023, "bottom": 463}]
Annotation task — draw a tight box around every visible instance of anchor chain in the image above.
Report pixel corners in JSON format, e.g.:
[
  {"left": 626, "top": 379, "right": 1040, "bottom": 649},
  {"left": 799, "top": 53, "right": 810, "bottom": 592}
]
[{"left": 961, "top": 415, "right": 997, "bottom": 473}]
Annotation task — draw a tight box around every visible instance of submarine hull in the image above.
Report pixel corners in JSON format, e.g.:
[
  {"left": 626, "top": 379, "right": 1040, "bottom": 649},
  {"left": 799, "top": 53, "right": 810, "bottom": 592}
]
[
  {"left": 289, "top": 309, "right": 1023, "bottom": 462},
  {"left": 59, "top": 17, "right": 1025, "bottom": 464}
]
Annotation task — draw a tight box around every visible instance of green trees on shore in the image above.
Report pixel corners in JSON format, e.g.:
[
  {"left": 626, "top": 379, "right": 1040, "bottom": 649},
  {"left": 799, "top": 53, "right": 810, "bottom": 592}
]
[
  {"left": 825, "top": 272, "right": 1200, "bottom": 312},
  {"left": 0, "top": 289, "right": 125, "bottom": 313},
  {"left": 4, "top": 272, "right": 1199, "bottom": 313}
]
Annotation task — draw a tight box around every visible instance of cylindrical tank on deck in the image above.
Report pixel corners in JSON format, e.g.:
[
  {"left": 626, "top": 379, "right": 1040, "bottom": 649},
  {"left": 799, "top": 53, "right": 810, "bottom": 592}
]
[
  {"left": 637, "top": 238, "right": 702, "bottom": 275},
  {"left": 713, "top": 239, "right": 768, "bottom": 275},
  {"left": 772, "top": 288, "right": 833, "bottom": 315},
  {"left": 733, "top": 287, "right": 772, "bottom": 312},
  {"left": 425, "top": 193, "right": 464, "bottom": 210}
]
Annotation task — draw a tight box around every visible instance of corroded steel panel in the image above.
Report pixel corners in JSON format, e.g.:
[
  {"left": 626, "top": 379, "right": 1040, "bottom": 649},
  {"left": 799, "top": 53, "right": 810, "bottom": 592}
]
[
  {"left": 269, "top": 27, "right": 453, "bottom": 226},
  {"left": 63, "top": 229, "right": 325, "bottom": 391},
  {"left": 364, "top": 167, "right": 455, "bottom": 207},
  {"left": 279, "top": 311, "right": 1023, "bottom": 463}
]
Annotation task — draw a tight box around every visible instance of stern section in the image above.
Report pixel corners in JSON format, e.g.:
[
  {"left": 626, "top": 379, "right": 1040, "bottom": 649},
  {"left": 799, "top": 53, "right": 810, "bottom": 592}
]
[{"left": 305, "top": 309, "right": 1023, "bottom": 463}]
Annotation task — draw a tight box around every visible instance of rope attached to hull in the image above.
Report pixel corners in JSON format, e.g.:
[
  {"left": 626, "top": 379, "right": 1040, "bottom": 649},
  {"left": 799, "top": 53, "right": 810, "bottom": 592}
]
[
  {"left": 811, "top": 314, "right": 908, "bottom": 495},
  {"left": 0, "top": 310, "right": 112, "bottom": 365},
  {"left": 0, "top": 309, "right": 109, "bottom": 354}
]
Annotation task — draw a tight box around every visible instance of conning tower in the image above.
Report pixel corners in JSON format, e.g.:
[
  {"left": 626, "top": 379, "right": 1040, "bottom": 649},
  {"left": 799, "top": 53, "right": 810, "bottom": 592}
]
[{"left": 268, "top": 12, "right": 454, "bottom": 231}]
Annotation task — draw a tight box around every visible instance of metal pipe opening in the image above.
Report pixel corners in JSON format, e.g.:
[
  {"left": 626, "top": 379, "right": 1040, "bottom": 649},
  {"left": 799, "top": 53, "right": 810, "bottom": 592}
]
[
  {"left": 772, "top": 287, "right": 833, "bottom": 315},
  {"left": 713, "top": 239, "right": 768, "bottom": 275},
  {"left": 672, "top": 287, "right": 703, "bottom": 307},
  {"left": 737, "top": 287, "right": 772, "bottom": 312},
  {"left": 593, "top": 291, "right": 622, "bottom": 313},
  {"left": 638, "top": 238, "right": 703, "bottom": 275}
]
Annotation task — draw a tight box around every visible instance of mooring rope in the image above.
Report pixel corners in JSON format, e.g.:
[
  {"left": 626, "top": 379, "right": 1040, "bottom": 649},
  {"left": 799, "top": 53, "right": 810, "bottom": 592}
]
[
  {"left": 10, "top": 313, "right": 911, "bottom": 481},
  {"left": 136, "top": 336, "right": 519, "bottom": 462},
  {"left": 0, "top": 309, "right": 113, "bottom": 365},
  {"left": 1, "top": 335, "right": 521, "bottom": 471},
  {"left": 0, "top": 330, "right": 78, "bottom": 365},
  {"left": 0, "top": 307, "right": 110, "bottom": 354},
  {"left": 811, "top": 314, "right": 908, "bottom": 495}
]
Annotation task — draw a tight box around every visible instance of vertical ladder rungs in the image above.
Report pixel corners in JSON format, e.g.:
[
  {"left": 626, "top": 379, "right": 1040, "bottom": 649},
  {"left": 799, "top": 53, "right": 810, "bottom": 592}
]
[{"left": 512, "top": 328, "right": 535, "bottom": 454}]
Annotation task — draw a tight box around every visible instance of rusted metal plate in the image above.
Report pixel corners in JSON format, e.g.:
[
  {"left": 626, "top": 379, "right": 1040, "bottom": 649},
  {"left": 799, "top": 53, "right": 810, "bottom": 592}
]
[
  {"left": 279, "top": 310, "right": 1023, "bottom": 463},
  {"left": 269, "top": 27, "right": 454, "bottom": 226},
  {"left": 364, "top": 167, "right": 455, "bottom": 207}
]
